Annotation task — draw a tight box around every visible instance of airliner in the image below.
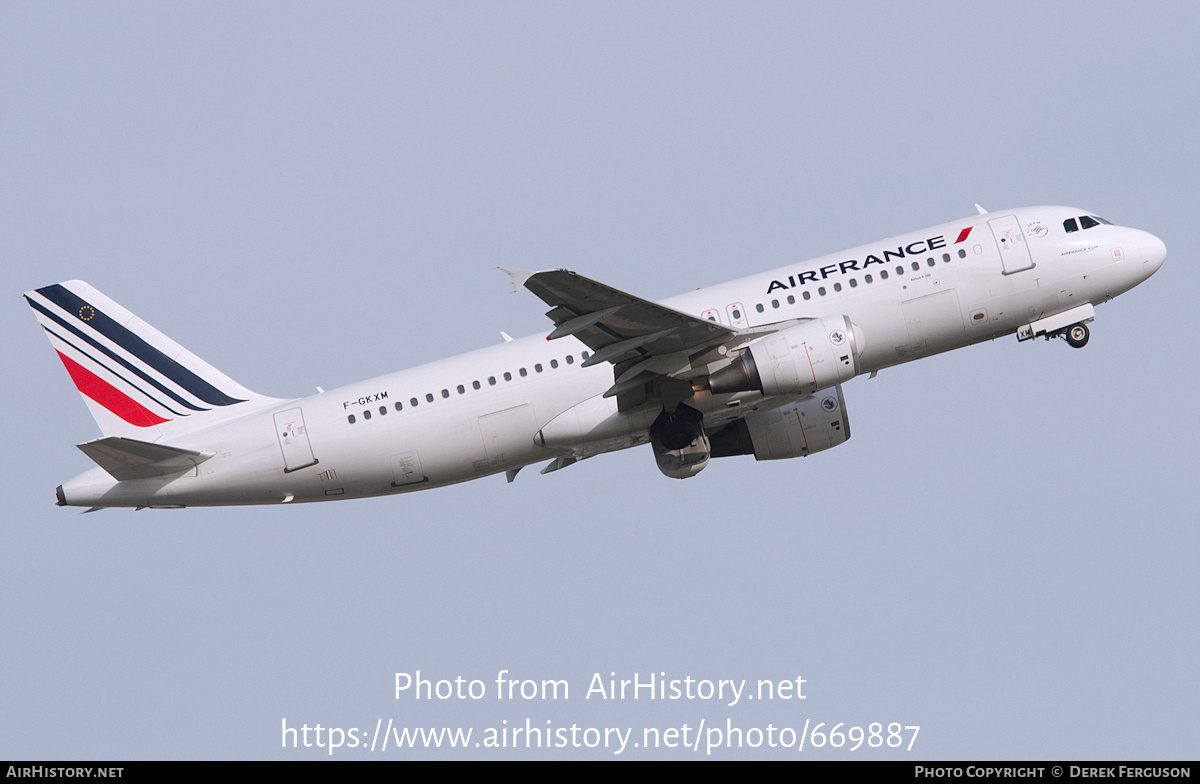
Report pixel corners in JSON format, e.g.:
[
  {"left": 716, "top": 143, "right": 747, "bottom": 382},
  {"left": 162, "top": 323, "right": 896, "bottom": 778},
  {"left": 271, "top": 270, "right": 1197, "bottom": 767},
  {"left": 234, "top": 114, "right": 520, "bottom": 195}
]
[{"left": 26, "top": 205, "right": 1165, "bottom": 510}]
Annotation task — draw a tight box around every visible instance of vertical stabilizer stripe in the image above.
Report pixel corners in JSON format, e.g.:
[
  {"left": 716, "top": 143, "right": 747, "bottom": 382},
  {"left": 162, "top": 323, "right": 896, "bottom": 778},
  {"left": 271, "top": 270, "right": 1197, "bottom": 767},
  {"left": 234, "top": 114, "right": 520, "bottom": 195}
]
[
  {"left": 26, "top": 297, "right": 207, "bottom": 412},
  {"left": 37, "top": 284, "right": 245, "bottom": 407},
  {"left": 56, "top": 351, "right": 170, "bottom": 427},
  {"left": 43, "top": 324, "right": 187, "bottom": 417}
]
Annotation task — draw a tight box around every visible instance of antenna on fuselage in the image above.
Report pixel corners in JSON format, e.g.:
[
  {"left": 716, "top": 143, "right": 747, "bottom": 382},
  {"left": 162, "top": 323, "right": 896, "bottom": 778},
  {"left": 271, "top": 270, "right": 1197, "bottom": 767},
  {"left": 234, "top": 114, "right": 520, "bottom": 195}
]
[{"left": 975, "top": 204, "right": 988, "bottom": 215}]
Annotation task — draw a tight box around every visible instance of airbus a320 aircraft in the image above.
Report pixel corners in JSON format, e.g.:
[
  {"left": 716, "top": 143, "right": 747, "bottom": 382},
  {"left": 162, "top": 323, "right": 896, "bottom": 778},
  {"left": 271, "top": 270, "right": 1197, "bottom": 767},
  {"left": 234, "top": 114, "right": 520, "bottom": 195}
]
[{"left": 26, "top": 205, "right": 1164, "bottom": 510}]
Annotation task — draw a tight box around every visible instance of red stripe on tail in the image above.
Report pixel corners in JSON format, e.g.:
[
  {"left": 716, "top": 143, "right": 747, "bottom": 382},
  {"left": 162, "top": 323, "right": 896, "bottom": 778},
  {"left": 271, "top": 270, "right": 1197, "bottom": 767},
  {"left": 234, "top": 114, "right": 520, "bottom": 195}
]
[{"left": 55, "top": 351, "right": 169, "bottom": 427}]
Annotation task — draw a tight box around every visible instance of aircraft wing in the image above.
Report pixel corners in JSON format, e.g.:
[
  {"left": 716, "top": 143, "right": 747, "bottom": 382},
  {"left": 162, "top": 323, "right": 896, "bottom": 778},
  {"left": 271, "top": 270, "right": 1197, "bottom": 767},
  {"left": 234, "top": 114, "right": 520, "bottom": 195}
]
[{"left": 500, "top": 267, "right": 801, "bottom": 409}]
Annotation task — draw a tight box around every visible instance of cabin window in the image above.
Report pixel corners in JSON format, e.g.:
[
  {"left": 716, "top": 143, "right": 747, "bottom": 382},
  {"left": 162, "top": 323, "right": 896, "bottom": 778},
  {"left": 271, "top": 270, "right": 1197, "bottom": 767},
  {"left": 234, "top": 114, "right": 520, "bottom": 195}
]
[
  {"left": 410, "top": 397, "right": 419, "bottom": 407},
  {"left": 771, "top": 299, "right": 779, "bottom": 308},
  {"left": 818, "top": 286, "right": 826, "bottom": 296},
  {"left": 535, "top": 364, "right": 543, "bottom": 373},
  {"left": 441, "top": 389, "right": 449, "bottom": 398},
  {"left": 472, "top": 380, "right": 481, "bottom": 390},
  {"left": 943, "top": 253, "right": 951, "bottom": 262},
  {"left": 732, "top": 308, "right": 741, "bottom": 319},
  {"left": 581, "top": 351, "right": 589, "bottom": 360},
  {"left": 379, "top": 406, "right": 387, "bottom": 415},
  {"left": 425, "top": 393, "right": 434, "bottom": 403},
  {"left": 755, "top": 303, "right": 764, "bottom": 313},
  {"left": 880, "top": 269, "right": 889, "bottom": 279},
  {"left": 457, "top": 385, "right": 465, "bottom": 394},
  {"left": 363, "top": 409, "right": 371, "bottom": 420},
  {"left": 958, "top": 249, "right": 967, "bottom": 258},
  {"left": 566, "top": 355, "right": 574, "bottom": 364},
  {"left": 550, "top": 359, "right": 558, "bottom": 369},
  {"left": 911, "top": 261, "right": 919, "bottom": 271},
  {"left": 849, "top": 278, "right": 857, "bottom": 288},
  {"left": 865, "top": 274, "right": 873, "bottom": 283},
  {"left": 802, "top": 291, "right": 811, "bottom": 300},
  {"left": 519, "top": 368, "right": 527, "bottom": 377},
  {"left": 488, "top": 376, "right": 496, "bottom": 385},
  {"left": 927, "top": 258, "right": 935, "bottom": 267},
  {"left": 394, "top": 401, "right": 403, "bottom": 411},
  {"left": 347, "top": 414, "right": 356, "bottom": 424},
  {"left": 833, "top": 282, "right": 842, "bottom": 292},
  {"left": 787, "top": 295, "right": 795, "bottom": 304},
  {"left": 503, "top": 371, "right": 512, "bottom": 381},
  {"left": 896, "top": 266, "right": 904, "bottom": 275}
]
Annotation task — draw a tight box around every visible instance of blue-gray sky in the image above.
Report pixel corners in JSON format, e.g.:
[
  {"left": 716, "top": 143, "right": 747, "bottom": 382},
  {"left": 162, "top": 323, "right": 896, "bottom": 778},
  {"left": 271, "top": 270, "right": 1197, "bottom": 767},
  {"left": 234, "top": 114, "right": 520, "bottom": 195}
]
[{"left": 3, "top": 2, "right": 1195, "bottom": 759}]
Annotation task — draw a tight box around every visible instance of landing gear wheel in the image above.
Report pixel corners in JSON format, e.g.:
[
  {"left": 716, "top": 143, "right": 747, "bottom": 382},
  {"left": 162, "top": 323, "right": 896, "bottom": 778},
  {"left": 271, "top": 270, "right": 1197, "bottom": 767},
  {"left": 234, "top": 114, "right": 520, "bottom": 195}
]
[{"left": 1065, "top": 322, "right": 1090, "bottom": 349}]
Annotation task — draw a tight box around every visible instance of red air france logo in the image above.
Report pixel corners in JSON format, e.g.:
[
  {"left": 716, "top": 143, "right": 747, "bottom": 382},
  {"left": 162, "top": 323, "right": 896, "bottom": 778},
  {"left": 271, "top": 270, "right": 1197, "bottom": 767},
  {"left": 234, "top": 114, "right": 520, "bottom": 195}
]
[{"left": 955, "top": 227, "right": 973, "bottom": 244}]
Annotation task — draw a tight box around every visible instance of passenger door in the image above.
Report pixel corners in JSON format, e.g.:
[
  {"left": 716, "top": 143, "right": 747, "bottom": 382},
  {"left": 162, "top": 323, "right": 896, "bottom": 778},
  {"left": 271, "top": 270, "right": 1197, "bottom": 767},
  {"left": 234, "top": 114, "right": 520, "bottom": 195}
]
[
  {"left": 274, "top": 408, "right": 318, "bottom": 473},
  {"left": 989, "top": 215, "right": 1035, "bottom": 274}
]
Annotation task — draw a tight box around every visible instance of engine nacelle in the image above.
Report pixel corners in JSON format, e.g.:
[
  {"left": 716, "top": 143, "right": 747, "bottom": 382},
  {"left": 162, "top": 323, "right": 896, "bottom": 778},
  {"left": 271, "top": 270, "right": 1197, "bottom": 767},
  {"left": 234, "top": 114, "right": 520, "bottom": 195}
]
[
  {"left": 709, "top": 316, "right": 863, "bottom": 397},
  {"left": 649, "top": 404, "right": 710, "bottom": 479},
  {"left": 710, "top": 385, "right": 850, "bottom": 460}
]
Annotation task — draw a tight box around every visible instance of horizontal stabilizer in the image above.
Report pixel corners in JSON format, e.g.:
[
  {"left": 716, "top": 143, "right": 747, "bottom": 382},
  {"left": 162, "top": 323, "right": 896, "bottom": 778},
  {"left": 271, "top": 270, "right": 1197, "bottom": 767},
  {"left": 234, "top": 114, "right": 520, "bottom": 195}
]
[{"left": 77, "top": 436, "right": 214, "bottom": 481}]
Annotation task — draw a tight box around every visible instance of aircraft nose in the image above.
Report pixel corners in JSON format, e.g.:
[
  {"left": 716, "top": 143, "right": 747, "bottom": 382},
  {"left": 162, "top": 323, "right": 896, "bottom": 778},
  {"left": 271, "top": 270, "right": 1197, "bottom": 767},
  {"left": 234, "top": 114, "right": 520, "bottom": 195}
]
[{"left": 1141, "top": 232, "right": 1166, "bottom": 280}]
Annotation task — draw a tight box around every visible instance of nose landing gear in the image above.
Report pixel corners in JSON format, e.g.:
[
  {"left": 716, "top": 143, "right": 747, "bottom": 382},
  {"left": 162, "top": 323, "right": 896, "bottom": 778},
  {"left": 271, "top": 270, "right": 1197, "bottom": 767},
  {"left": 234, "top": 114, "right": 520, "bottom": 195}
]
[
  {"left": 1064, "top": 322, "right": 1090, "bottom": 348},
  {"left": 1015, "top": 303, "right": 1096, "bottom": 347}
]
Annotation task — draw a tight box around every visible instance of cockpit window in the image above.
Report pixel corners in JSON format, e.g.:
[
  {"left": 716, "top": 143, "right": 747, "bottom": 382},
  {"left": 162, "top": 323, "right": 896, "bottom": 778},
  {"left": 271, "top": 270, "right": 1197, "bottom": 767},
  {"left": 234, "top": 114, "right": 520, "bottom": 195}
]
[{"left": 1066, "top": 215, "right": 1110, "bottom": 233}]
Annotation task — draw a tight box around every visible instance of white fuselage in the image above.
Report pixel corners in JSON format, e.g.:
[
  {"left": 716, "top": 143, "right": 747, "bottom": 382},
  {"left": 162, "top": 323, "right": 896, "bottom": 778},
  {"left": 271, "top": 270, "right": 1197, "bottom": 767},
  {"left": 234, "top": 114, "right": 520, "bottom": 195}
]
[{"left": 57, "top": 206, "right": 1165, "bottom": 508}]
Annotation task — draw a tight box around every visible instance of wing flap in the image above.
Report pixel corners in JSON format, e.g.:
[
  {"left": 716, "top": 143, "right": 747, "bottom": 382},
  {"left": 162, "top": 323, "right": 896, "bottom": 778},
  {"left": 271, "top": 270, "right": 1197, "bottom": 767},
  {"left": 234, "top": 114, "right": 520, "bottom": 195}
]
[
  {"left": 77, "top": 436, "right": 215, "bottom": 481},
  {"left": 514, "top": 269, "right": 737, "bottom": 365}
]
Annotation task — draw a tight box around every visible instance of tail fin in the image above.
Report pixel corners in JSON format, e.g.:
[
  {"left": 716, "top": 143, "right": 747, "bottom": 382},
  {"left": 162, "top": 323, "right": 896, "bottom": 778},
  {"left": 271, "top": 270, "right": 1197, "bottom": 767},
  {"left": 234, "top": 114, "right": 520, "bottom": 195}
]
[{"left": 24, "top": 280, "right": 276, "bottom": 439}]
